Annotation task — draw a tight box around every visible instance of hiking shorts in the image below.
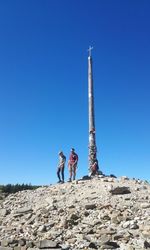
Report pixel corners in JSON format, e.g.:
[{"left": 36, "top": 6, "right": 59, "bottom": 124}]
[{"left": 69, "top": 162, "right": 77, "bottom": 172}]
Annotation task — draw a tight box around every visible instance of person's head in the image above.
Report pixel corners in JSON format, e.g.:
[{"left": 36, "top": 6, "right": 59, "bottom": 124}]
[
  {"left": 58, "top": 151, "right": 63, "bottom": 156},
  {"left": 71, "top": 148, "right": 75, "bottom": 154}
]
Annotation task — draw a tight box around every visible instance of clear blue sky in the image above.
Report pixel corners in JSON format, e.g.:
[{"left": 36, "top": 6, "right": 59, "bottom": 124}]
[{"left": 0, "top": 0, "right": 150, "bottom": 185}]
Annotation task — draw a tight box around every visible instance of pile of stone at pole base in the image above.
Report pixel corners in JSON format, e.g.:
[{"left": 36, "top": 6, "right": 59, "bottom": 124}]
[{"left": 0, "top": 176, "right": 150, "bottom": 250}]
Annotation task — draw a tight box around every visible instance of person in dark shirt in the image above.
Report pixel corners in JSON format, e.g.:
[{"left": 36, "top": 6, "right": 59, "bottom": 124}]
[{"left": 68, "top": 148, "right": 78, "bottom": 182}]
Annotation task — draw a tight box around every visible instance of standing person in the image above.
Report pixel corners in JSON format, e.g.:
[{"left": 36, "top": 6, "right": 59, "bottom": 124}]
[
  {"left": 68, "top": 148, "right": 78, "bottom": 182},
  {"left": 90, "top": 159, "right": 99, "bottom": 176},
  {"left": 57, "top": 151, "right": 66, "bottom": 183}
]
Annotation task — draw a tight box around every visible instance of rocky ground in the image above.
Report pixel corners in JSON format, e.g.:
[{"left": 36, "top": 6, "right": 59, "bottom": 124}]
[{"left": 0, "top": 175, "right": 150, "bottom": 250}]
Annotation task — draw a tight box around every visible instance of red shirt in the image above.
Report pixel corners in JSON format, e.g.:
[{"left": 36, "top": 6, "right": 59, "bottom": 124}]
[{"left": 69, "top": 153, "right": 78, "bottom": 163}]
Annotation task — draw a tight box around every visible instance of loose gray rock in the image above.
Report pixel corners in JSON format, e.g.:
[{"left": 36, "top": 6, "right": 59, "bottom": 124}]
[
  {"left": 38, "top": 239, "right": 58, "bottom": 249},
  {"left": 144, "top": 240, "right": 150, "bottom": 248},
  {"left": 109, "top": 186, "right": 131, "bottom": 195},
  {"left": 85, "top": 203, "right": 96, "bottom": 209},
  {"left": 0, "top": 248, "right": 13, "bottom": 250},
  {"left": 15, "top": 207, "right": 33, "bottom": 214},
  {"left": 0, "top": 209, "right": 8, "bottom": 217},
  {"left": 141, "top": 203, "right": 150, "bottom": 209},
  {"left": 1, "top": 240, "right": 9, "bottom": 247},
  {"left": 101, "top": 241, "right": 120, "bottom": 249}
]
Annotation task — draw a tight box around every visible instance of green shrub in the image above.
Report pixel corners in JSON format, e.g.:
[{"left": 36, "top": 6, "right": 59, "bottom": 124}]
[{"left": 0, "top": 184, "right": 40, "bottom": 194}]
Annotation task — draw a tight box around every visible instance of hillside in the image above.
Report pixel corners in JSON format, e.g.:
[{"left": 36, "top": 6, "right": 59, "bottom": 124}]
[{"left": 0, "top": 176, "right": 150, "bottom": 250}]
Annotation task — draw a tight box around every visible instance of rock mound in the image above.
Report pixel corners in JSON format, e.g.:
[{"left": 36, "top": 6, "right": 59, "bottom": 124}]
[{"left": 0, "top": 176, "right": 150, "bottom": 249}]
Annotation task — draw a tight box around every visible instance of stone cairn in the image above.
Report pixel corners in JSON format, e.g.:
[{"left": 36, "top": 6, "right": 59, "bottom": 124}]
[{"left": 0, "top": 175, "right": 150, "bottom": 250}]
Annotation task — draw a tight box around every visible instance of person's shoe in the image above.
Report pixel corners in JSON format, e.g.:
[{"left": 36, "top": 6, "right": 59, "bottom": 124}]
[
  {"left": 61, "top": 180, "right": 64, "bottom": 184},
  {"left": 68, "top": 178, "right": 71, "bottom": 182},
  {"left": 57, "top": 180, "right": 62, "bottom": 183}
]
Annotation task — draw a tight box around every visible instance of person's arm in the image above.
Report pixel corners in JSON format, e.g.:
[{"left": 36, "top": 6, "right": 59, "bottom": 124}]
[
  {"left": 72, "top": 154, "right": 78, "bottom": 166},
  {"left": 59, "top": 163, "right": 64, "bottom": 167},
  {"left": 68, "top": 154, "right": 72, "bottom": 166},
  {"left": 75, "top": 154, "right": 78, "bottom": 164},
  {"left": 62, "top": 156, "right": 66, "bottom": 165},
  {"left": 59, "top": 156, "right": 65, "bottom": 167}
]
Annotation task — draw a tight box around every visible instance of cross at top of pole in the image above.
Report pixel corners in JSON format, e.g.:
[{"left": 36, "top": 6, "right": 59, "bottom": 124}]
[{"left": 88, "top": 46, "right": 93, "bottom": 57}]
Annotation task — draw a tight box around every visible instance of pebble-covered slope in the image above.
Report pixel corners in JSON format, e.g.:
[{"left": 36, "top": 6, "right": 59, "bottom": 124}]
[{"left": 0, "top": 176, "right": 150, "bottom": 250}]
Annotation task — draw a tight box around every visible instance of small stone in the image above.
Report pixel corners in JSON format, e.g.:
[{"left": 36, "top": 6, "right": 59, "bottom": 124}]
[
  {"left": 85, "top": 203, "right": 96, "bottom": 210},
  {"left": 120, "top": 176, "right": 129, "bottom": 181},
  {"left": 109, "top": 186, "right": 131, "bottom": 195},
  {"left": 67, "top": 238, "right": 76, "bottom": 244},
  {"left": 19, "top": 239, "right": 26, "bottom": 246},
  {"left": 15, "top": 207, "right": 33, "bottom": 214},
  {"left": 88, "top": 242, "right": 97, "bottom": 249},
  {"left": 111, "top": 214, "right": 120, "bottom": 224},
  {"left": 69, "top": 213, "right": 79, "bottom": 221},
  {"left": 113, "top": 234, "right": 124, "bottom": 240},
  {"left": 141, "top": 203, "right": 150, "bottom": 209},
  {"left": 142, "top": 230, "right": 150, "bottom": 238},
  {"left": 27, "top": 248, "right": 39, "bottom": 250},
  {"left": 38, "top": 225, "right": 46, "bottom": 232},
  {"left": 25, "top": 214, "right": 37, "bottom": 225},
  {"left": 144, "top": 240, "right": 150, "bottom": 248},
  {"left": 26, "top": 241, "right": 34, "bottom": 248},
  {"left": 109, "top": 174, "right": 117, "bottom": 178},
  {"left": 130, "top": 221, "right": 139, "bottom": 230},
  {"left": 21, "top": 247, "right": 27, "bottom": 250},
  {"left": 0, "top": 248, "right": 13, "bottom": 250},
  {"left": 127, "top": 247, "right": 135, "bottom": 250},
  {"left": 97, "top": 228, "right": 116, "bottom": 235},
  {"left": 14, "top": 247, "right": 21, "bottom": 250},
  {"left": 61, "top": 244, "right": 70, "bottom": 250},
  {"left": 38, "top": 239, "right": 58, "bottom": 249},
  {"left": 101, "top": 241, "right": 120, "bottom": 249},
  {"left": 1, "top": 240, "right": 9, "bottom": 247},
  {"left": 122, "top": 221, "right": 130, "bottom": 229},
  {"left": 0, "top": 209, "right": 8, "bottom": 217},
  {"left": 81, "top": 175, "right": 91, "bottom": 180}
]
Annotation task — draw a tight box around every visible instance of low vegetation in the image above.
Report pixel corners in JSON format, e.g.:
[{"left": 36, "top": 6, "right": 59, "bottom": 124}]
[{"left": 0, "top": 184, "right": 40, "bottom": 194}]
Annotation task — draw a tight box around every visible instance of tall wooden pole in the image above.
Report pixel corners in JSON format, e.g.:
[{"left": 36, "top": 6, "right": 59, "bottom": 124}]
[{"left": 88, "top": 46, "right": 98, "bottom": 173}]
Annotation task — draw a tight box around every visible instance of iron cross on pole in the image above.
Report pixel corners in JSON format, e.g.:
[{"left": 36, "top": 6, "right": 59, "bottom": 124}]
[{"left": 88, "top": 46, "right": 93, "bottom": 57}]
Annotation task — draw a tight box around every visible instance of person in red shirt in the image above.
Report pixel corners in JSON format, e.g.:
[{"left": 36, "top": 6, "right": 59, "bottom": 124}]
[
  {"left": 90, "top": 159, "right": 99, "bottom": 176},
  {"left": 68, "top": 148, "right": 78, "bottom": 182}
]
